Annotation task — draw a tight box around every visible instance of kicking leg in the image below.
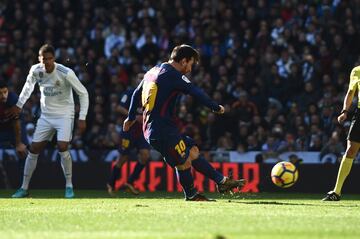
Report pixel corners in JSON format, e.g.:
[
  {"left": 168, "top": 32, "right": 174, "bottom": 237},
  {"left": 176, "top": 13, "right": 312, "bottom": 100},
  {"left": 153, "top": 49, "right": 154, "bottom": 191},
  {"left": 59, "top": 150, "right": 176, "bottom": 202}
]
[
  {"left": 190, "top": 146, "right": 224, "bottom": 184},
  {"left": 184, "top": 136, "right": 246, "bottom": 193}
]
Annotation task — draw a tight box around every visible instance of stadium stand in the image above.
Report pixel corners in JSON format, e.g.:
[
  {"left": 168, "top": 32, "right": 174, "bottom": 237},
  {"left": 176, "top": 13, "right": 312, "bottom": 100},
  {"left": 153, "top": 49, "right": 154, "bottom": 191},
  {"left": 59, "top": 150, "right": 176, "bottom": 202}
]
[{"left": 0, "top": 0, "right": 356, "bottom": 161}]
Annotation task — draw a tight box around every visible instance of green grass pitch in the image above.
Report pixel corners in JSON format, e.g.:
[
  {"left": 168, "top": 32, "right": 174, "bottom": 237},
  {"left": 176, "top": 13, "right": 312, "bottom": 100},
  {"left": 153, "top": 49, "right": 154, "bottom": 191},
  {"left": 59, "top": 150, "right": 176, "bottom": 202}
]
[{"left": 1, "top": 190, "right": 360, "bottom": 239}]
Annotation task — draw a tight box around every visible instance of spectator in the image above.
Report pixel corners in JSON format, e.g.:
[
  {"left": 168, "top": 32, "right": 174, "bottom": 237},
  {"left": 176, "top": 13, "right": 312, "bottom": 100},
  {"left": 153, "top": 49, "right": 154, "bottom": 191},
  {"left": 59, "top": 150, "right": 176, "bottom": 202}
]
[
  {"left": 0, "top": 0, "right": 354, "bottom": 154},
  {"left": 320, "top": 131, "right": 345, "bottom": 162},
  {"left": 104, "top": 23, "right": 126, "bottom": 59}
]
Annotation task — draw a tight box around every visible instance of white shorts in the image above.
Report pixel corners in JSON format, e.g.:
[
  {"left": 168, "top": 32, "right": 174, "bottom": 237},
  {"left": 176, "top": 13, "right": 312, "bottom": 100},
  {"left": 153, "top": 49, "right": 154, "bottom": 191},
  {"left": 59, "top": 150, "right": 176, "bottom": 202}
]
[{"left": 33, "top": 117, "right": 74, "bottom": 142}]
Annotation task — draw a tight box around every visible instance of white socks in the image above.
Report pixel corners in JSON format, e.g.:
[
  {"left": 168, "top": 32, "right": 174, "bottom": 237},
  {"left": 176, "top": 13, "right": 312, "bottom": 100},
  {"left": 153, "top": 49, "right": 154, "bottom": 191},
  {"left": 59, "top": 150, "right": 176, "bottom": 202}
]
[
  {"left": 21, "top": 152, "right": 39, "bottom": 190},
  {"left": 21, "top": 151, "right": 73, "bottom": 190},
  {"left": 59, "top": 151, "right": 73, "bottom": 188}
]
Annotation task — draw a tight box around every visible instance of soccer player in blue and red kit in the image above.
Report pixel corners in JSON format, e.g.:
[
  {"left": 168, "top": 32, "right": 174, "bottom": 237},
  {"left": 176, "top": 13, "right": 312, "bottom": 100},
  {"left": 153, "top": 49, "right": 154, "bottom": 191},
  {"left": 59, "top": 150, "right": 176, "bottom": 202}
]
[
  {"left": 0, "top": 80, "right": 28, "bottom": 185},
  {"left": 107, "top": 80, "right": 151, "bottom": 195},
  {"left": 123, "top": 45, "right": 246, "bottom": 201}
]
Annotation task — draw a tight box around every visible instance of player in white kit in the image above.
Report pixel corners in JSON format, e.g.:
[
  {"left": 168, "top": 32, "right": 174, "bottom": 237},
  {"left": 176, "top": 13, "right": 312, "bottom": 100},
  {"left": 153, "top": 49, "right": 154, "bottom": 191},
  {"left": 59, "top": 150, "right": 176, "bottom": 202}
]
[{"left": 10, "top": 44, "right": 89, "bottom": 198}]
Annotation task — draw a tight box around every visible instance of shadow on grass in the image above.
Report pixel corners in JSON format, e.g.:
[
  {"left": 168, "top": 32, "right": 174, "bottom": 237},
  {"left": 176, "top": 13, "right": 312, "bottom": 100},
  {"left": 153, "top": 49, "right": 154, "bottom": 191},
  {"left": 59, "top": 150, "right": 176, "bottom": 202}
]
[
  {"left": 227, "top": 200, "right": 360, "bottom": 208},
  {"left": 222, "top": 192, "right": 360, "bottom": 201},
  {"left": 1, "top": 190, "right": 360, "bottom": 203}
]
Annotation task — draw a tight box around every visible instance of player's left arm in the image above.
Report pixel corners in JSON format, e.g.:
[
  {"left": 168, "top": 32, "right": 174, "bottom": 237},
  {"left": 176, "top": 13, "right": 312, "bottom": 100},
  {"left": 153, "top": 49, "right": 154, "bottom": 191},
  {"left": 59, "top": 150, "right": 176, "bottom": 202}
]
[
  {"left": 176, "top": 75, "right": 224, "bottom": 114},
  {"left": 12, "top": 118, "right": 27, "bottom": 158},
  {"left": 66, "top": 70, "right": 89, "bottom": 134},
  {"left": 124, "top": 80, "right": 144, "bottom": 132},
  {"left": 117, "top": 92, "right": 130, "bottom": 116}
]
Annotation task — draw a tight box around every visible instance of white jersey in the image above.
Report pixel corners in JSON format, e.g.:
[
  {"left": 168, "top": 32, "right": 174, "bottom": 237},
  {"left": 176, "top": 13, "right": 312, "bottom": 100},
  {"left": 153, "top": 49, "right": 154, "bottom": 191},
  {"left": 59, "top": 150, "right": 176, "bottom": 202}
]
[{"left": 17, "top": 63, "right": 89, "bottom": 120}]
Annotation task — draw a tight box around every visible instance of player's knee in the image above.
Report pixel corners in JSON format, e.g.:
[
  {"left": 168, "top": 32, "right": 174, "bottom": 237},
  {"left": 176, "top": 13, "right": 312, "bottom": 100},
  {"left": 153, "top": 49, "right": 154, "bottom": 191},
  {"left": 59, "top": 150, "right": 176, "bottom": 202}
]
[
  {"left": 175, "top": 158, "right": 192, "bottom": 171},
  {"left": 116, "top": 155, "right": 128, "bottom": 167},
  {"left": 346, "top": 146, "right": 358, "bottom": 158},
  {"left": 29, "top": 143, "right": 43, "bottom": 154},
  {"left": 139, "top": 150, "right": 150, "bottom": 164},
  {"left": 115, "top": 159, "right": 122, "bottom": 167},
  {"left": 57, "top": 142, "right": 69, "bottom": 152},
  {"left": 189, "top": 146, "right": 199, "bottom": 161},
  {"left": 138, "top": 157, "right": 148, "bottom": 165}
]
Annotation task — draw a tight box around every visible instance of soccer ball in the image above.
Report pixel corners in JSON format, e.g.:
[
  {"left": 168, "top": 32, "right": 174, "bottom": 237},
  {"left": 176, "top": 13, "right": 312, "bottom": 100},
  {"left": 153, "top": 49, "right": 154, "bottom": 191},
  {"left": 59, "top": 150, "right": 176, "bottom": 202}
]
[{"left": 271, "top": 161, "right": 298, "bottom": 188}]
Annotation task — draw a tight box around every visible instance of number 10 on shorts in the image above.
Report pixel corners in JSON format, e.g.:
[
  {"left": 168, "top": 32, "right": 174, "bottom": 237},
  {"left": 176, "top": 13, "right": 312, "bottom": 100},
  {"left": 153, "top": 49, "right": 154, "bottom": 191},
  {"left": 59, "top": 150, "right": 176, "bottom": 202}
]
[{"left": 174, "top": 140, "right": 186, "bottom": 158}]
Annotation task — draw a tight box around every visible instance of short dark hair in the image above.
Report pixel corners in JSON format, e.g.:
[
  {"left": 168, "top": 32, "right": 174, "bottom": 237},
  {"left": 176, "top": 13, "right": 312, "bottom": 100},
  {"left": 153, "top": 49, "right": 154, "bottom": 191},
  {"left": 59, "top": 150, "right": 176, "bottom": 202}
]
[
  {"left": 39, "top": 44, "right": 55, "bottom": 56},
  {"left": 0, "top": 80, "right": 8, "bottom": 89},
  {"left": 170, "top": 44, "right": 200, "bottom": 64}
]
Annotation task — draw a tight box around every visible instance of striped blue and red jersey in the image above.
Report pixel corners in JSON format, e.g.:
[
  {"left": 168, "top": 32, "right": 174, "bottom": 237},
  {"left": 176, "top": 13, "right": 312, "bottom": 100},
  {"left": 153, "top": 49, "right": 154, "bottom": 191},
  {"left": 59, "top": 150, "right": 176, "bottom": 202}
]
[
  {"left": 128, "top": 63, "right": 220, "bottom": 141},
  {"left": 0, "top": 92, "right": 19, "bottom": 131}
]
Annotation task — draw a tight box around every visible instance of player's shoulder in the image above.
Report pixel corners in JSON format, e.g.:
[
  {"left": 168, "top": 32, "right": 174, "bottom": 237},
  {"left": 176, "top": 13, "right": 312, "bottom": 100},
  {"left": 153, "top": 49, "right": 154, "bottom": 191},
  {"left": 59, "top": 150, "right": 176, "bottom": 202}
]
[
  {"left": 30, "top": 63, "right": 42, "bottom": 73},
  {"left": 350, "top": 66, "right": 360, "bottom": 78},
  {"left": 351, "top": 65, "right": 360, "bottom": 71},
  {"left": 6, "top": 92, "right": 19, "bottom": 106},
  {"left": 352, "top": 65, "right": 360, "bottom": 72},
  {"left": 56, "top": 63, "right": 73, "bottom": 75},
  {"left": 28, "top": 64, "right": 45, "bottom": 80},
  {"left": 159, "top": 63, "right": 183, "bottom": 80}
]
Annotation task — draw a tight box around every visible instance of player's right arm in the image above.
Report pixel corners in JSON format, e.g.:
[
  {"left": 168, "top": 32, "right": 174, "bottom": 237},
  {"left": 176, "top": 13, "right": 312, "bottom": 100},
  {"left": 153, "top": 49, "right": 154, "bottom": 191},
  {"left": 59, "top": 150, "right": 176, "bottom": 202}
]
[
  {"left": 338, "top": 67, "right": 358, "bottom": 124},
  {"left": 123, "top": 80, "right": 144, "bottom": 132},
  {"left": 6, "top": 66, "right": 37, "bottom": 118},
  {"left": 17, "top": 65, "right": 37, "bottom": 110}
]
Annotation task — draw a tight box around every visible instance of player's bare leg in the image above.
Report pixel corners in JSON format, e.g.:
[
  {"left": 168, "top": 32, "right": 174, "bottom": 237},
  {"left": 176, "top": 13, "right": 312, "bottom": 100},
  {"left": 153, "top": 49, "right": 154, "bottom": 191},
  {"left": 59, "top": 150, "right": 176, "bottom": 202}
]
[{"left": 323, "top": 140, "right": 360, "bottom": 201}]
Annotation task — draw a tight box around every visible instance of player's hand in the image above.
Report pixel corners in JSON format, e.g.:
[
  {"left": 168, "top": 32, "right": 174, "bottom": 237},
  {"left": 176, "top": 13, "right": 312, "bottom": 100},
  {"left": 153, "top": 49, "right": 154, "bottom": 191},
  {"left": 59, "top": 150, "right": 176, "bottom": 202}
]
[
  {"left": 213, "top": 105, "right": 225, "bottom": 114},
  {"left": 123, "top": 118, "right": 135, "bottom": 132},
  {"left": 77, "top": 120, "right": 87, "bottom": 135},
  {"left": 5, "top": 106, "right": 22, "bottom": 119},
  {"left": 15, "top": 143, "right": 27, "bottom": 159},
  {"left": 338, "top": 112, "right": 348, "bottom": 124}
]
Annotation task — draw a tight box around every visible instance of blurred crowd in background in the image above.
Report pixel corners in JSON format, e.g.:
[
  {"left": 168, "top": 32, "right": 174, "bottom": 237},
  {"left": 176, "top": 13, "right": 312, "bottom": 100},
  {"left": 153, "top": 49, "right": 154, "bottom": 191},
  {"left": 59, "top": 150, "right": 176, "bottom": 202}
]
[{"left": 0, "top": 0, "right": 358, "bottom": 159}]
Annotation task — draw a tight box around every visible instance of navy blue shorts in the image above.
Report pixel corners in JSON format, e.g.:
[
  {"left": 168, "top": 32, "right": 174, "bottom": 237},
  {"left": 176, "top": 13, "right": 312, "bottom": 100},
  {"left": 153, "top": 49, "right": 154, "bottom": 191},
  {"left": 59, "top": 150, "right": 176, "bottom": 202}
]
[
  {"left": 348, "top": 110, "right": 360, "bottom": 142},
  {"left": 119, "top": 130, "right": 151, "bottom": 155},
  {"left": 149, "top": 134, "right": 197, "bottom": 168}
]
